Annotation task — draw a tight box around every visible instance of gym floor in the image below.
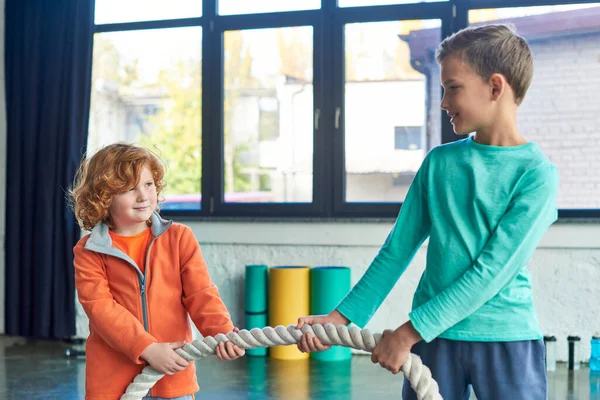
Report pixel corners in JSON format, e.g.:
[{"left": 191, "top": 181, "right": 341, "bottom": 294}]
[{"left": 1, "top": 335, "right": 597, "bottom": 400}]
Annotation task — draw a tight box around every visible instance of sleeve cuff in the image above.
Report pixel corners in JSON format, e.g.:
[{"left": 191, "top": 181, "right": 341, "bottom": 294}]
[
  {"left": 409, "top": 309, "right": 437, "bottom": 343},
  {"left": 336, "top": 301, "right": 368, "bottom": 329}
]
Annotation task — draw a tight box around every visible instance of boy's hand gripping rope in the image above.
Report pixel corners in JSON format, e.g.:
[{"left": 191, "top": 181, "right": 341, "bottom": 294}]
[{"left": 121, "top": 323, "right": 442, "bottom": 400}]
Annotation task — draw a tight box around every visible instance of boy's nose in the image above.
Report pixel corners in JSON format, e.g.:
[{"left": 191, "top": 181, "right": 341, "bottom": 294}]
[
  {"left": 136, "top": 191, "right": 147, "bottom": 202},
  {"left": 440, "top": 96, "right": 449, "bottom": 111}
]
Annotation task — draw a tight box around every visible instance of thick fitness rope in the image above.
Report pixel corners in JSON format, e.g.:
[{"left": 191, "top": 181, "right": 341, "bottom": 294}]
[{"left": 121, "top": 323, "right": 442, "bottom": 400}]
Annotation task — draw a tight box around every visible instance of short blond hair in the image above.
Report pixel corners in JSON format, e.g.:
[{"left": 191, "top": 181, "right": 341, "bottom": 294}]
[
  {"left": 69, "top": 143, "right": 166, "bottom": 231},
  {"left": 436, "top": 24, "right": 533, "bottom": 105}
]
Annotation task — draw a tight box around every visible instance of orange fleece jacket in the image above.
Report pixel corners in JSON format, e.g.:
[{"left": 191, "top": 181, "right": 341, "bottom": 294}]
[{"left": 74, "top": 219, "right": 233, "bottom": 399}]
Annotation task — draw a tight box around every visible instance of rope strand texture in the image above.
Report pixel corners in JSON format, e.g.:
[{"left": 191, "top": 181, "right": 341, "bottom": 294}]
[{"left": 120, "top": 324, "right": 442, "bottom": 400}]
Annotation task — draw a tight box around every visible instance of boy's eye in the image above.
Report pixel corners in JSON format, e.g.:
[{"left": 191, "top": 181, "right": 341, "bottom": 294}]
[
  {"left": 145, "top": 182, "right": 154, "bottom": 187},
  {"left": 443, "top": 85, "right": 459, "bottom": 93}
]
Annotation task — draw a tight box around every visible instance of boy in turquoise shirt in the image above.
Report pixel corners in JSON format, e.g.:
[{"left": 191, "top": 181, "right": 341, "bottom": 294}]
[{"left": 297, "top": 24, "right": 558, "bottom": 400}]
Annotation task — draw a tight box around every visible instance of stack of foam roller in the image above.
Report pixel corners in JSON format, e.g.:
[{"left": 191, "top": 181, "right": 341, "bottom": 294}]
[
  {"left": 246, "top": 264, "right": 352, "bottom": 361},
  {"left": 244, "top": 264, "right": 268, "bottom": 356}
]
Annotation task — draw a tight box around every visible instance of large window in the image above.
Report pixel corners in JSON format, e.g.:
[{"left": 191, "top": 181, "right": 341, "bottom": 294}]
[{"left": 88, "top": 0, "right": 600, "bottom": 218}]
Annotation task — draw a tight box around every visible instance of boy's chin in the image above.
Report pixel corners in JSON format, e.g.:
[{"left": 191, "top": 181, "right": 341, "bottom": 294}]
[{"left": 453, "top": 127, "right": 473, "bottom": 136}]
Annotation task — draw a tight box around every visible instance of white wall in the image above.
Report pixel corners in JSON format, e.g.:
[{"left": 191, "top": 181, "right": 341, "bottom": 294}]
[
  {"left": 70, "top": 220, "right": 600, "bottom": 363},
  {"left": 0, "top": 0, "right": 7, "bottom": 335}
]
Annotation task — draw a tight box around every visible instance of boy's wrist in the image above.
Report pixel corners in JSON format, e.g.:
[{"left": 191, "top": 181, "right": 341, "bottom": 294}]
[
  {"left": 329, "top": 309, "right": 351, "bottom": 326},
  {"left": 140, "top": 342, "right": 157, "bottom": 360},
  {"left": 394, "top": 321, "right": 423, "bottom": 348}
]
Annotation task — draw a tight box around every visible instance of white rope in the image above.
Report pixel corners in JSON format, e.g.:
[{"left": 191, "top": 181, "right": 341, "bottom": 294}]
[{"left": 120, "top": 323, "right": 442, "bottom": 400}]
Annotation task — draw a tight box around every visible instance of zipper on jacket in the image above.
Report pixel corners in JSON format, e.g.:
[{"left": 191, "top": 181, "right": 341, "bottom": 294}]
[
  {"left": 139, "top": 278, "right": 149, "bottom": 331},
  {"left": 140, "top": 237, "right": 157, "bottom": 334}
]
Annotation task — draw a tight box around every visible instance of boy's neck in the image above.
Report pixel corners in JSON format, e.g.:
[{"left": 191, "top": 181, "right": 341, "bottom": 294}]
[
  {"left": 110, "top": 222, "right": 149, "bottom": 237},
  {"left": 473, "top": 114, "right": 526, "bottom": 147},
  {"left": 473, "top": 132, "right": 527, "bottom": 147}
]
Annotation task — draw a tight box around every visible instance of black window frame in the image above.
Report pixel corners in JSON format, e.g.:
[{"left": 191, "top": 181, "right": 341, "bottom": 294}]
[{"left": 91, "top": 0, "right": 600, "bottom": 220}]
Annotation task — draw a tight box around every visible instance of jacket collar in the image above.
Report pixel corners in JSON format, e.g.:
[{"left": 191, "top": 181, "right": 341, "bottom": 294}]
[{"left": 85, "top": 211, "right": 172, "bottom": 251}]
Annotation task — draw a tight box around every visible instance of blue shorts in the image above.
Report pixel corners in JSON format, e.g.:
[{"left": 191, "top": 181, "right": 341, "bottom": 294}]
[
  {"left": 144, "top": 396, "right": 193, "bottom": 400},
  {"left": 403, "top": 338, "right": 547, "bottom": 400}
]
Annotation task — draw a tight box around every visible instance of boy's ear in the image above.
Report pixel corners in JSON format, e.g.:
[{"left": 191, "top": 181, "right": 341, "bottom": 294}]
[{"left": 489, "top": 73, "right": 506, "bottom": 101}]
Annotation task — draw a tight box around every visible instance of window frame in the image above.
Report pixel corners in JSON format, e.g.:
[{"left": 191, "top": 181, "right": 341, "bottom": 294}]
[{"left": 210, "top": 10, "right": 327, "bottom": 217}]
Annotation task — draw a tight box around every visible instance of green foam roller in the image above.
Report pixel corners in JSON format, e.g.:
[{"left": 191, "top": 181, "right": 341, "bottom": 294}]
[
  {"left": 245, "top": 312, "right": 268, "bottom": 357},
  {"left": 245, "top": 264, "right": 268, "bottom": 314},
  {"left": 310, "top": 266, "right": 352, "bottom": 361}
]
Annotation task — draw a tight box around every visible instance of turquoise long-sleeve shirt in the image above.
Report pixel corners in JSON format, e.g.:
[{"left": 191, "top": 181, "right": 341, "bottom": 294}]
[{"left": 336, "top": 136, "right": 559, "bottom": 343}]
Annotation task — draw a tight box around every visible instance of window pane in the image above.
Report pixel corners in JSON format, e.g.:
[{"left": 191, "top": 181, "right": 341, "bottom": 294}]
[
  {"left": 88, "top": 28, "right": 202, "bottom": 211},
  {"left": 95, "top": 0, "right": 202, "bottom": 25},
  {"left": 469, "top": 4, "right": 600, "bottom": 209},
  {"left": 219, "top": 0, "right": 320, "bottom": 15},
  {"left": 339, "top": 0, "right": 447, "bottom": 7},
  {"left": 344, "top": 20, "right": 441, "bottom": 202},
  {"left": 224, "top": 27, "right": 313, "bottom": 203}
]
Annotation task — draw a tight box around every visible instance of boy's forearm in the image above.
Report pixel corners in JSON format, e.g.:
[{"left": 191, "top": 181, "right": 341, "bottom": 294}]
[
  {"left": 184, "top": 286, "right": 235, "bottom": 336},
  {"left": 335, "top": 232, "right": 426, "bottom": 328}
]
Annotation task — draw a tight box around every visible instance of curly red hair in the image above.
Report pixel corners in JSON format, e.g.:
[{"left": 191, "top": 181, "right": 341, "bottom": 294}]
[{"left": 70, "top": 143, "right": 166, "bottom": 231}]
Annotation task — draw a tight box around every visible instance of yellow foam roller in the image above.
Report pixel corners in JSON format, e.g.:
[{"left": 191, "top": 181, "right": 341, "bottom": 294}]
[{"left": 268, "top": 266, "right": 310, "bottom": 360}]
